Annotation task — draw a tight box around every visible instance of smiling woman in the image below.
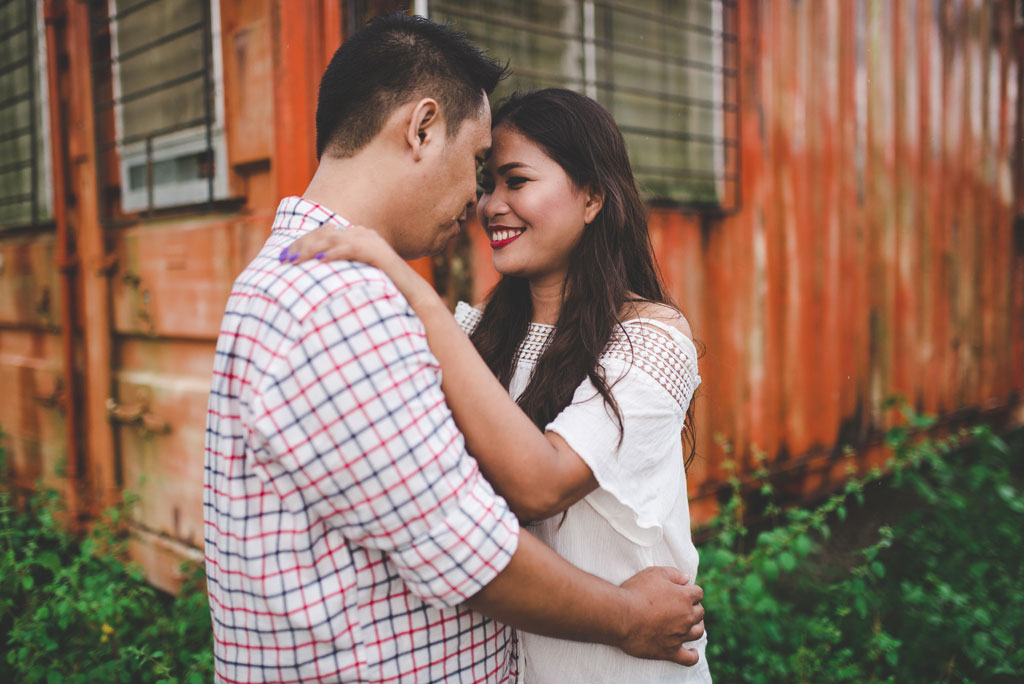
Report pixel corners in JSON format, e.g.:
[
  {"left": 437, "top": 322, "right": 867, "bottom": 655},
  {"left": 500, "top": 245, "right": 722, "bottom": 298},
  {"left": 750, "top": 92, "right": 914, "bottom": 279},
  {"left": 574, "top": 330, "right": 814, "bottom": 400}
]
[{"left": 477, "top": 125, "right": 601, "bottom": 288}]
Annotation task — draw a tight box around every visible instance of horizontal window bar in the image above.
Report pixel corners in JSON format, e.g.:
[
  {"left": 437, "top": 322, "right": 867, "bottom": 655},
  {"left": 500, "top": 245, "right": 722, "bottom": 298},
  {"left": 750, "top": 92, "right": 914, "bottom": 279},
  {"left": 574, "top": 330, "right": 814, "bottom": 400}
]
[
  {"left": 593, "top": 0, "right": 737, "bottom": 42},
  {"left": 97, "top": 67, "right": 206, "bottom": 108},
  {"left": 0, "top": 20, "right": 30, "bottom": 44},
  {"left": 94, "top": 0, "right": 162, "bottom": 27},
  {"left": 596, "top": 80, "right": 737, "bottom": 112},
  {"left": 433, "top": 4, "right": 583, "bottom": 44},
  {"left": 94, "top": 19, "right": 205, "bottom": 69},
  {"left": 0, "top": 55, "right": 31, "bottom": 79},
  {"left": 0, "top": 91, "right": 30, "bottom": 112},
  {"left": 508, "top": 66, "right": 737, "bottom": 112},
  {"left": 502, "top": 65, "right": 585, "bottom": 86},
  {"left": 0, "top": 157, "right": 32, "bottom": 175},
  {"left": 97, "top": 116, "right": 210, "bottom": 148},
  {"left": 593, "top": 37, "right": 737, "bottom": 77},
  {"left": 620, "top": 123, "right": 738, "bottom": 147},
  {"left": 634, "top": 165, "right": 738, "bottom": 182},
  {"left": 0, "top": 192, "right": 32, "bottom": 207},
  {"left": 0, "top": 124, "right": 31, "bottom": 144}
]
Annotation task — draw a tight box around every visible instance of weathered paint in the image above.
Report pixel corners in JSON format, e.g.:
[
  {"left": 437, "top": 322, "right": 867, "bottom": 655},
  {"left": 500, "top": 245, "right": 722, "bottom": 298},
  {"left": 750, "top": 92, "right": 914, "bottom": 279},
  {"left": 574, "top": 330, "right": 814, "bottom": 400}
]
[
  {"left": 0, "top": 0, "right": 1021, "bottom": 592},
  {"left": 468, "top": 0, "right": 1024, "bottom": 515}
]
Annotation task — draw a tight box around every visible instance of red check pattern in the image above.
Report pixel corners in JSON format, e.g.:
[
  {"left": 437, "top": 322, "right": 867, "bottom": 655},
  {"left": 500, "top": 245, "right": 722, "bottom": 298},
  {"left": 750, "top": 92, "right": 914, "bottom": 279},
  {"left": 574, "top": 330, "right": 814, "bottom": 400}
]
[{"left": 204, "top": 197, "right": 520, "bottom": 683}]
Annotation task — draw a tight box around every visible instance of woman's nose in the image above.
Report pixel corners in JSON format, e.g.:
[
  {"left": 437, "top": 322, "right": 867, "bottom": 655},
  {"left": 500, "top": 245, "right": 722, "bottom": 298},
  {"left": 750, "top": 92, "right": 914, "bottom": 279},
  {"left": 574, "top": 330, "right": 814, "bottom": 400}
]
[{"left": 480, "top": 191, "right": 507, "bottom": 221}]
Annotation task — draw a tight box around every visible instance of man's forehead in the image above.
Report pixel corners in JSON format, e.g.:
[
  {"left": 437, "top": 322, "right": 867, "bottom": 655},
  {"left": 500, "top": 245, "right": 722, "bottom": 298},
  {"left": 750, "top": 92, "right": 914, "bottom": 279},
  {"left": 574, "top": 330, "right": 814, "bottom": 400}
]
[{"left": 471, "top": 98, "right": 492, "bottom": 161}]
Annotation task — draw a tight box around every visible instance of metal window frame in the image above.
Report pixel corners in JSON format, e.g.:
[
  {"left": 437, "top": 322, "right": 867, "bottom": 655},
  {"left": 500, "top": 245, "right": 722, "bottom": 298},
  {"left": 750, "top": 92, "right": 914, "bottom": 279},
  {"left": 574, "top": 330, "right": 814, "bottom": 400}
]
[
  {"left": 0, "top": 0, "right": 54, "bottom": 230},
  {"left": 90, "top": 0, "right": 229, "bottom": 223},
  {"left": 427, "top": 0, "right": 741, "bottom": 214}
]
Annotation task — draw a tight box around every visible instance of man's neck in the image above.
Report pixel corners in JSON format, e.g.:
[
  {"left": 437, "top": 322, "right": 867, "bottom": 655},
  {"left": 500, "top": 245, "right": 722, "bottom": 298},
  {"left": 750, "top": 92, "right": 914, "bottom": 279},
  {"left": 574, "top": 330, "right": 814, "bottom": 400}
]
[{"left": 301, "top": 155, "right": 397, "bottom": 244}]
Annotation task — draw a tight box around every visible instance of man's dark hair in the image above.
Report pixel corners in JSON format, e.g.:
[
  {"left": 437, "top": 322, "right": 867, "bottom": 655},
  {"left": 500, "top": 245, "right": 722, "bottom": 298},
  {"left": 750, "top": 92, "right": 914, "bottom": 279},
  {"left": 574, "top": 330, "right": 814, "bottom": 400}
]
[{"left": 316, "top": 13, "right": 507, "bottom": 159}]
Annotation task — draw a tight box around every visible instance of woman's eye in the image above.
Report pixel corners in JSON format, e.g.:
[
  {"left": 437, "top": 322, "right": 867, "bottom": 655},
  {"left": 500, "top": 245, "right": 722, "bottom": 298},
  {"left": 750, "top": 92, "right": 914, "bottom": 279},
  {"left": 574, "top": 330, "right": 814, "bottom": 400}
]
[{"left": 507, "top": 177, "right": 528, "bottom": 188}]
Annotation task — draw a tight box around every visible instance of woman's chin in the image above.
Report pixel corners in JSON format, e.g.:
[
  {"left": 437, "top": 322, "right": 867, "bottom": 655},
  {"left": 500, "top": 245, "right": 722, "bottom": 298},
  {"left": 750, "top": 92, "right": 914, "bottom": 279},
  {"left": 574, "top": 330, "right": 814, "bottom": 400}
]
[{"left": 491, "top": 258, "right": 528, "bottom": 279}]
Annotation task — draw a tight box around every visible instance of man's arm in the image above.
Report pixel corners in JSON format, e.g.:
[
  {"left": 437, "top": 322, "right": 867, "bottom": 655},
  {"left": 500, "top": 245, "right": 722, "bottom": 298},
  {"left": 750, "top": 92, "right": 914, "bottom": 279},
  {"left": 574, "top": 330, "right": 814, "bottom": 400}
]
[{"left": 468, "top": 529, "right": 705, "bottom": 665}]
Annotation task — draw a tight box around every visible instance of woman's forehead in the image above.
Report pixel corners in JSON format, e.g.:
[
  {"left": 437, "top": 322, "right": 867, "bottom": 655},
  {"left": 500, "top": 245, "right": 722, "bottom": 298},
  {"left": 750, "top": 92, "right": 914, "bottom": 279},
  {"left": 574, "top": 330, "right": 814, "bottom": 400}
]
[{"left": 486, "top": 125, "right": 551, "bottom": 170}]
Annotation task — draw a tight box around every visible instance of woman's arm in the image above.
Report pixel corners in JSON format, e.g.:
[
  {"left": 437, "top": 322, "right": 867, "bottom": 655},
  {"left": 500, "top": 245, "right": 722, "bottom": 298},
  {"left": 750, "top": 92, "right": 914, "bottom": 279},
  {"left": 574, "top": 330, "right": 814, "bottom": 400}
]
[{"left": 284, "top": 226, "right": 597, "bottom": 520}]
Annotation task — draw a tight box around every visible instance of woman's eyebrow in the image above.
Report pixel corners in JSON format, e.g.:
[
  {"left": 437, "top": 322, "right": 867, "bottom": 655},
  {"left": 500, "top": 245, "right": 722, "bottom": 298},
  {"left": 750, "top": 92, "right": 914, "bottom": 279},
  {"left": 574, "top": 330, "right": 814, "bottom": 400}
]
[{"left": 497, "top": 162, "right": 530, "bottom": 174}]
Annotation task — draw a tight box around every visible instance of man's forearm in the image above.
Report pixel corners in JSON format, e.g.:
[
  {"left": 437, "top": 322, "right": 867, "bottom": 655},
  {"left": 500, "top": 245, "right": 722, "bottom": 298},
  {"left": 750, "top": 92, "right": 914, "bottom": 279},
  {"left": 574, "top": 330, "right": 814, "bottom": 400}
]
[
  {"left": 464, "top": 529, "right": 629, "bottom": 645},
  {"left": 464, "top": 528, "right": 704, "bottom": 665}
]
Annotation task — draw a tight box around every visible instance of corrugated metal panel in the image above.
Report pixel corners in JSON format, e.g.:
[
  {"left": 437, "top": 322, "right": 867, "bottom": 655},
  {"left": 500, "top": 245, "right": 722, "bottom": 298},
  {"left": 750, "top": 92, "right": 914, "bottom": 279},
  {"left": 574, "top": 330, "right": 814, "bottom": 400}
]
[
  {"left": 1, "top": 0, "right": 1021, "bottom": 591},
  {"left": 466, "top": 0, "right": 1024, "bottom": 518}
]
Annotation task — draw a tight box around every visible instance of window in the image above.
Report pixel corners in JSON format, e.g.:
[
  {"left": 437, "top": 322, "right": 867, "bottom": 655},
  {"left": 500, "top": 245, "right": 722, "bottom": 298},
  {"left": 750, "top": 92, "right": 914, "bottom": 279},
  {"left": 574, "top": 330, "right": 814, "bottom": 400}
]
[
  {"left": 345, "top": 0, "right": 408, "bottom": 38},
  {"left": 0, "top": 0, "right": 52, "bottom": 228},
  {"left": 92, "top": 0, "right": 228, "bottom": 217},
  {"left": 430, "top": 0, "right": 739, "bottom": 210}
]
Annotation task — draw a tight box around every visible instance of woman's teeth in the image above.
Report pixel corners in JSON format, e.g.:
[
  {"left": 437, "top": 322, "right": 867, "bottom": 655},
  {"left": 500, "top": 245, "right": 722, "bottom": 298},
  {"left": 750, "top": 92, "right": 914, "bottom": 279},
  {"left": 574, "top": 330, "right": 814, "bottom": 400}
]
[{"left": 491, "top": 228, "right": 524, "bottom": 241}]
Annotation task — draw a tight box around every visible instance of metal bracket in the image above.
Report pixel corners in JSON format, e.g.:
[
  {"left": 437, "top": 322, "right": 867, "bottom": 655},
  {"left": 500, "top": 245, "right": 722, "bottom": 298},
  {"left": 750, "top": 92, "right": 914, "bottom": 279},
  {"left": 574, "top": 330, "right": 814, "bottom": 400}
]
[
  {"left": 98, "top": 253, "right": 120, "bottom": 277},
  {"left": 34, "top": 375, "right": 65, "bottom": 409},
  {"left": 106, "top": 396, "right": 171, "bottom": 437}
]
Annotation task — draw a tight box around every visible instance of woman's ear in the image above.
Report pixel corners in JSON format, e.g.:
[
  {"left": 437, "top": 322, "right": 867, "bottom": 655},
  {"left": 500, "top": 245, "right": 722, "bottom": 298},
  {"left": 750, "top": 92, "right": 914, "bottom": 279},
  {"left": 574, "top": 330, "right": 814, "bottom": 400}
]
[
  {"left": 584, "top": 186, "right": 605, "bottom": 225},
  {"left": 406, "top": 98, "right": 441, "bottom": 161}
]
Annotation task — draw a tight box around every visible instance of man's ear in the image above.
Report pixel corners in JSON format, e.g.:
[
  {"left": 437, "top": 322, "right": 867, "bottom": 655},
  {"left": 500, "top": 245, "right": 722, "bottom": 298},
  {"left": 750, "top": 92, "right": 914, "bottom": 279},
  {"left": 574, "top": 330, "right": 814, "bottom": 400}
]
[
  {"left": 406, "top": 97, "right": 442, "bottom": 161},
  {"left": 584, "top": 186, "right": 605, "bottom": 225}
]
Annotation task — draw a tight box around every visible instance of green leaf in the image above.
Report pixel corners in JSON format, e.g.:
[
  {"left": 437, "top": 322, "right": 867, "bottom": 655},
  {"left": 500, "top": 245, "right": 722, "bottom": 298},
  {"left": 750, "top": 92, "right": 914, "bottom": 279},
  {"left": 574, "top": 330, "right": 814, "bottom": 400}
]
[
  {"left": 36, "top": 551, "right": 62, "bottom": 573},
  {"left": 743, "top": 573, "right": 764, "bottom": 595},
  {"left": 21, "top": 574, "right": 34, "bottom": 590},
  {"left": 778, "top": 551, "right": 797, "bottom": 572}
]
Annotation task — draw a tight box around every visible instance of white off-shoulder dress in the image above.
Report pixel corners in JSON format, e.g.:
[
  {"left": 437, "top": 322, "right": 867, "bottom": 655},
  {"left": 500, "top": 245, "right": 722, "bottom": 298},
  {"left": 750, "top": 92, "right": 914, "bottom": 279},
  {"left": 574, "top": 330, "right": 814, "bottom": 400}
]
[{"left": 454, "top": 302, "right": 712, "bottom": 684}]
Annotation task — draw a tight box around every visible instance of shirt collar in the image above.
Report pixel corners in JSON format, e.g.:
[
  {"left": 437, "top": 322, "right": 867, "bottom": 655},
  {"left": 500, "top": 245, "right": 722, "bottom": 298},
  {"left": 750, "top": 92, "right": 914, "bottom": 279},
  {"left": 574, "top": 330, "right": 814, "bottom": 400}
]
[{"left": 272, "top": 196, "right": 351, "bottom": 235}]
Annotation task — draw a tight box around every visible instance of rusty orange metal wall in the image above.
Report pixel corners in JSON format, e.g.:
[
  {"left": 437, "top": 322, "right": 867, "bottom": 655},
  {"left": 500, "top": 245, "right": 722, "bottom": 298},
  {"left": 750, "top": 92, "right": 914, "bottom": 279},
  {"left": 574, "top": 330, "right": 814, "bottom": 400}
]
[
  {"left": 473, "top": 0, "right": 1024, "bottom": 521},
  {"left": 1, "top": 0, "right": 1023, "bottom": 591},
  {"left": 613, "top": 0, "right": 1016, "bottom": 521}
]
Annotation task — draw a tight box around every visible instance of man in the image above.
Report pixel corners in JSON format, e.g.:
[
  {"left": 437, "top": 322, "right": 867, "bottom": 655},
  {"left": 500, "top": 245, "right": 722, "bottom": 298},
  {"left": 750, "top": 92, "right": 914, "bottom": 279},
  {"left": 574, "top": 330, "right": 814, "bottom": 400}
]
[{"left": 204, "top": 14, "right": 704, "bottom": 683}]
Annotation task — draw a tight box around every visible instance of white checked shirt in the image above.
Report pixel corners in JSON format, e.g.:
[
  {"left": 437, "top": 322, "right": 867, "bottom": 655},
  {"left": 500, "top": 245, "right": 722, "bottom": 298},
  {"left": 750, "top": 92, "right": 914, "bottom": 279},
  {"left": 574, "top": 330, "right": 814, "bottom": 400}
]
[{"left": 204, "top": 197, "right": 520, "bottom": 683}]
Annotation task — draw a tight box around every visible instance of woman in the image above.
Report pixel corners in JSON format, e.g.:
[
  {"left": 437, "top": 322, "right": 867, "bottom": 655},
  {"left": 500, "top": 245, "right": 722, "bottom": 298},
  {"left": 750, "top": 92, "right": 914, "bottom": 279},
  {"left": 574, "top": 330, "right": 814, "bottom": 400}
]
[{"left": 287, "top": 88, "right": 710, "bottom": 683}]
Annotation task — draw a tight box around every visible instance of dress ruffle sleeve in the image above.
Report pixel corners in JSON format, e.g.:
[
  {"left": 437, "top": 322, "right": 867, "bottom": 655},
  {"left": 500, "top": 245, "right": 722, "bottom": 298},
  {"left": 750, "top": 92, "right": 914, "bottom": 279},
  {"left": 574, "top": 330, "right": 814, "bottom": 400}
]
[{"left": 544, "top": 320, "right": 701, "bottom": 546}]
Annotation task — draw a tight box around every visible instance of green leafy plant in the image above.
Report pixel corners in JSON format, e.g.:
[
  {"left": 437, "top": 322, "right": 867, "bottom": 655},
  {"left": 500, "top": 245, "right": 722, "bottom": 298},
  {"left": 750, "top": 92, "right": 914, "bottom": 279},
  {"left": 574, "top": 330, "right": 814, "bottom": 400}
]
[
  {"left": 2, "top": 407, "right": 1022, "bottom": 683},
  {"left": 0, "top": 429, "right": 213, "bottom": 684},
  {"left": 700, "top": 405, "right": 1024, "bottom": 683}
]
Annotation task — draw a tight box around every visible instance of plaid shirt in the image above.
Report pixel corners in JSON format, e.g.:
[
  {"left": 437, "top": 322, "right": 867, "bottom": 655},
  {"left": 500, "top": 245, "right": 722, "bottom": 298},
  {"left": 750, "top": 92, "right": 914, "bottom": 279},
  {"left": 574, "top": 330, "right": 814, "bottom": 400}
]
[{"left": 204, "top": 197, "right": 520, "bottom": 683}]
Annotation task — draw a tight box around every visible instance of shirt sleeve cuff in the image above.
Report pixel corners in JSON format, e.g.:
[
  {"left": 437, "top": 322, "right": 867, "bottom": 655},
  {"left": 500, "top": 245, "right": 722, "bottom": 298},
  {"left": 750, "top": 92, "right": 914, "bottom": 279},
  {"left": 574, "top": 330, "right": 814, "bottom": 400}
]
[{"left": 389, "top": 470, "right": 520, "bottom": 609}]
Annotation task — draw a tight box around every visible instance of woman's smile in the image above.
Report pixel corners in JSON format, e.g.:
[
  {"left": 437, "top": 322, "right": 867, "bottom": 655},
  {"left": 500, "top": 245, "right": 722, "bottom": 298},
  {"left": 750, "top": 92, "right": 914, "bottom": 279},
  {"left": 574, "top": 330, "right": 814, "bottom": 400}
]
[{"left": 489, "top": 224, "right": 526, "bottom": 248}]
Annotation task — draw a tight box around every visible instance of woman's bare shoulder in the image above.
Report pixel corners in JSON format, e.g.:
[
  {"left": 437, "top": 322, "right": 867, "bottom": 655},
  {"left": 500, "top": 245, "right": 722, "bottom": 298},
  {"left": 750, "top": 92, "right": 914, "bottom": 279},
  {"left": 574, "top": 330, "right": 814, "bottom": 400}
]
[{"left": 621, "top": 299, "right": 693, "bottom": 341}]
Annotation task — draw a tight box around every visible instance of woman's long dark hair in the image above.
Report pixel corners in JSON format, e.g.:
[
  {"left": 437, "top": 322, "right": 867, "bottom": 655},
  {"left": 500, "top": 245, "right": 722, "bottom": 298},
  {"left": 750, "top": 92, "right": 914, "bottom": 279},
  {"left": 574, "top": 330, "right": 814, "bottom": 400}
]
[{"left": 470, "top": 88, "right": 697, "bottom": 465}]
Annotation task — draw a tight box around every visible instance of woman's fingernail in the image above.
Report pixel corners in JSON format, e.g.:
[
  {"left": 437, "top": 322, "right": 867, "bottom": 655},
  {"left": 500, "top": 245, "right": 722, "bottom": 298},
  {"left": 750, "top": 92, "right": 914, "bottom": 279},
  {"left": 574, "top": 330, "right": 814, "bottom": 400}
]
[
  {"left": 279, "top": 248, "right": 290, "bottom": 263},
  {"left": 315, "top": 251, "right": 326, "bottom": 260},
  {"left": 289, "top": 252, "right": 300, "bottom": 262}
]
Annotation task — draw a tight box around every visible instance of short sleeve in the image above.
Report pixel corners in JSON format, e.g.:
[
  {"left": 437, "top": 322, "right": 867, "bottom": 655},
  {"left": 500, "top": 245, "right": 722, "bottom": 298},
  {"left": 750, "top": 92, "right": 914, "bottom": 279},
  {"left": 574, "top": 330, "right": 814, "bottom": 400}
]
[
  {"left": 248, "top": 281, "right": 519, "bottom": 608},
  {"left": 544, "top": 321, "right": 700, "bottom": 546}
]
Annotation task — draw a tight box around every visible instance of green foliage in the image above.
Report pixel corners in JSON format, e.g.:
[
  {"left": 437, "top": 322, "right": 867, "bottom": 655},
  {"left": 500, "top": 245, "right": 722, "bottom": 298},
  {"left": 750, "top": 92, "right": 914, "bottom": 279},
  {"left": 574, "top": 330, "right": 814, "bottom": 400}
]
[
  {"left": 2, "top": 411, "right": 1023, "bottom": 683},
  {"left": 0, "top": 429, "right": 213, "bottom": 684},
  {"left": 700, "top": 407, "right": 1024, "bottom": 683}
]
